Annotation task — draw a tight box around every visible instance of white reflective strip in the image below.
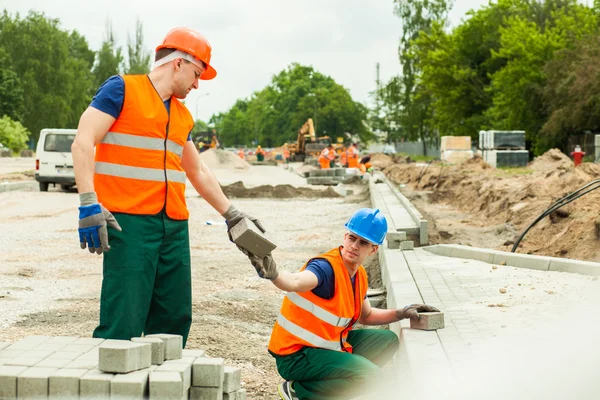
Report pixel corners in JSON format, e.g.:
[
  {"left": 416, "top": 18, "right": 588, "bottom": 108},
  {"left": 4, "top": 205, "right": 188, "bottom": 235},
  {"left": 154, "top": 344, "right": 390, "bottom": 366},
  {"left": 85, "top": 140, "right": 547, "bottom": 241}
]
[
  {"left": 277, "top": 314, "right": 341, "bottom": 351},
  {"left": 152, "top": 49, "right": 204, "bottom": 70},
  {"left": 95, "top": 162, "right": 186, "bottom": 184},
  {"left": 102, "top": 132, "right": 184, "bottom": 158},
  {"left": 286, "top": 292, "right": 352, "bottom": 328}
]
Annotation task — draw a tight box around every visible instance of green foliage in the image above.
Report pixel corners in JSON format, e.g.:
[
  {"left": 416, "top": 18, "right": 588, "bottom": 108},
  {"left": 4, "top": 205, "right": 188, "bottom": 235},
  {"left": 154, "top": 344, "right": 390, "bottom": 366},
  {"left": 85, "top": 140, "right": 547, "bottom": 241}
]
[
  {"left": 211, "top": 64, "right": 373, "bottom": 147},
  {"left": 0, "top": 115, "right": 29, "bottom": 151},
  {"left": 93, "top": 20, "right": 123, "bottom": 87},
  {"left": 125, "top": 20, "right": 151, "bottom": 75}
]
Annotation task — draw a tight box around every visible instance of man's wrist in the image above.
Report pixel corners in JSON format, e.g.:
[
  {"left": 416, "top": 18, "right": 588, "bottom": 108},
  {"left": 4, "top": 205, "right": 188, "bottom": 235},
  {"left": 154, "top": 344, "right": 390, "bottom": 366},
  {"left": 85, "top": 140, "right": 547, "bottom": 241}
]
[
  {"left": 79, "top": 192, "right": 98, "bottom": 206},
  {"left": 221, "top": 204, "right": 239, "bottom": 219}
]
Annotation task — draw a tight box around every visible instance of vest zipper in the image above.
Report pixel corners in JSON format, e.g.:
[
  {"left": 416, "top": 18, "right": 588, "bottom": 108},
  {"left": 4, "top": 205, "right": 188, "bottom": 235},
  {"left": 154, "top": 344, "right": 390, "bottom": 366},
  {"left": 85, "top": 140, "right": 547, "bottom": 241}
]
[
  {"left": 339, "top": 274, "right": 361, "bottom": 352},
  {"left": 163, "top": 117, "right": 170, "bottom": 211}
]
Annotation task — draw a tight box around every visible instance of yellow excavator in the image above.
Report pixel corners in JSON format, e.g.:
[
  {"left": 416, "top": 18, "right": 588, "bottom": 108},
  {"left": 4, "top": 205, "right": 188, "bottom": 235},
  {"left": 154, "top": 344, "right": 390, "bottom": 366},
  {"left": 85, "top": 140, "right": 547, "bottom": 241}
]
[{"left": 287, "top": 118, "right": 330, "bottom": 161}]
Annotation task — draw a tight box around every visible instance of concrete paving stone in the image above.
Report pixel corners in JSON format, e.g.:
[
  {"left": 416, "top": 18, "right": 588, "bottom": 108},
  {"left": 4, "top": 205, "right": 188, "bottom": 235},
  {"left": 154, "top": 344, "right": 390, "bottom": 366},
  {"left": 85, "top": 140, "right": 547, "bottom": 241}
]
[
  {"left": 46, "top": 336, "right": 79, "bottom": 344},
  {"left": 192, "top": 358, "right": 224, "bottom": 388},
  {"left": 24, "top": 350, "right": 55, "bottom": 359},
  {"left": 132, "top": 337, "right": 165, "bottom": 365},
  {"left": 182, "top": 349, "right": 206, "bottom": 359},
  {"left": 0, "top": 358, "right": 12, "bottom": 366},
  {"left": 46, "top": 351, "right": 83, "bottom": 361},
  {"left": 156, "top": 362, "right": 191, "bottom": 391},
  {"left": 80, "top": 369, "right": 114, "bottom": 398},
  {"left": 98, "top": 341, "right": 151, "bottom": 373},
  {"left": 223, "top": 366, "right": 242, "bottom": 393},
  {"left": 0, "top": 350, "right": 24, "bottom": 359},
  {"left": 18, "top": 366, "right": 58, "bottom": 399},
  {"left": 410, "top": 312, "right": 445, "bottom": 331},
  {"left": 229, "top": 217, "right": 277, "bottom": 258},
  {"left": 6, "top": 357, "right": 44, "bottom": 367},
  {"left": 149, "top": 371, "right": 183, "bottom": 399},
  {"left": 36, "top": 358, "right": 72, "bottom": 368},
  {"left": 223, "top": 389, "right": 246, "bottom": 400},
  {"left": 9, "top": 336, "right": 52, "bottom": 350},
  {"left": 63, "top": 344, "right": 96, "bottom": 353},
  {"left": 165, "top": 356, "right": 196, "bottom": 366},
  {"left": 548, "top": 259, "right": 600, "bottom": 276},
  {"left": 65, "top": 357, "right": 99, "bottom": 370},
  {"left": 0, "top": 342, "right": 9, "bottom": 351},
  {"left": 111, "top": 368, "right": 151, "bottom": 398},
  {"left": 190, "top": 386, "right": 223, "bottom": 400},
  {"left": 49, "top": 368, "right": 87, "bottom": 398},
  {"left": 73, "top": 338, "right": 105, "bottom": 346},
  {"left": 0, "top": 365, "right": 28, "bottom": 399},
  {"left": 145, "top": 334, "right": 183, "bottom": 361},
  {"left": 35, "top": 343, "right": 68, "bottom": 351},
  {"left": 79, "top": 348, "right": 100, "bottom": 360}
]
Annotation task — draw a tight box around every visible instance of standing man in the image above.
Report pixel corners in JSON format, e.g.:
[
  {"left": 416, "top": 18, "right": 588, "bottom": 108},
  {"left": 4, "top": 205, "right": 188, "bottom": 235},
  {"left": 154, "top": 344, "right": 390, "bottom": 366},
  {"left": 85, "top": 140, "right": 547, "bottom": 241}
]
[
  {"left": 318, "top": 144, "right": 334, "bottom": 169},
  {"left": 241, "top": 208, "right": 440, "bottom": 400},
  {"left": 347, "top": 142, "right": 359, "bottom": 168},
  {"left": 256, "top": 145, "right": 265, "bottom": 162},
  {"left": 72, "top": 27, "right": 262, "bottom": 347}
]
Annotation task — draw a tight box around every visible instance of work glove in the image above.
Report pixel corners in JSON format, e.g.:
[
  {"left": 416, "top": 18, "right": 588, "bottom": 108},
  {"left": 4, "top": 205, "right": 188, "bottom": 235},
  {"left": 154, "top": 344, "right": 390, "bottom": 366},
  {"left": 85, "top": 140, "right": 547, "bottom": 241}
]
[
  {"left": 78, "top": 192, "right": 122, "bottom": 254},
  {"left": 221, "top": 204, "right": 266, "bottom": 241},
  {"left": 395, "top": 304, "right": 440, "bottom": 321},
  {"left": 238, "top": 247, "right": 279, "bottom": 280}
]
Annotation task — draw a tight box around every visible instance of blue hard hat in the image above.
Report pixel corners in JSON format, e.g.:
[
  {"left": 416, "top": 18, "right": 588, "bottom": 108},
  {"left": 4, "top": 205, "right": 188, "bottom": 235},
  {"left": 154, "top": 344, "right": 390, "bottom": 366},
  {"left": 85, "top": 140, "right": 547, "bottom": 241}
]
[{"left": 344, "top": 208, "right": 388, "bottom": 245}]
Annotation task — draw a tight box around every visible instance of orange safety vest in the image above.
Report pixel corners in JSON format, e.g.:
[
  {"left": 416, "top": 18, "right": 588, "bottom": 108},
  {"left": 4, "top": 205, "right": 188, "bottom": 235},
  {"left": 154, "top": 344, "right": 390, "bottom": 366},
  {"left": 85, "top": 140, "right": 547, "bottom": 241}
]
[
  {"left": 319, "top": 148, "right": 331, "bottom": 169},
  {"left": 283, "top": 149, "right": 290, "bottom": 159},
  {"left": 94, "top": 75, "right": 193, "bottom": 220},
  {"left": 340, "top": 149, "right": 347, "bottom": 166},
  {"left": 347, "top": 146, "right": 359, "bottom": 168},
  {"left": 237, "top": 150, "right": 245, "bottom": 159},
  {"left": 268, "top": 247, "right": 368, "bottom": 356}
]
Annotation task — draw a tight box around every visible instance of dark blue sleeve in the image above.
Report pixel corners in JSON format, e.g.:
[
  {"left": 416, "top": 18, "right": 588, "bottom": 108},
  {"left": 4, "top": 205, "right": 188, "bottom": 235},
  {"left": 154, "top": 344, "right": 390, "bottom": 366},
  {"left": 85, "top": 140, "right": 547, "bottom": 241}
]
[
  {"left": 90, "top": 75, "right": 125, "bottom": 119},
  {"left": 188, "top": 132, "right": 192, "bottom": 141},
  {"left": 305, "top": 259, "right": 335, "bottom": 300}
]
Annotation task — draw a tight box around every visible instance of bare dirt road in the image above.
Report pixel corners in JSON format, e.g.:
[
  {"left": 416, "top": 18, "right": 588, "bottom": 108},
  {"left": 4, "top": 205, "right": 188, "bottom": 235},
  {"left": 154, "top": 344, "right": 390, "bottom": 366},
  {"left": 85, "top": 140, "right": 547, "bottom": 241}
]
[{"left": 0, "top": 159, "right": 369, "bottom": 399}]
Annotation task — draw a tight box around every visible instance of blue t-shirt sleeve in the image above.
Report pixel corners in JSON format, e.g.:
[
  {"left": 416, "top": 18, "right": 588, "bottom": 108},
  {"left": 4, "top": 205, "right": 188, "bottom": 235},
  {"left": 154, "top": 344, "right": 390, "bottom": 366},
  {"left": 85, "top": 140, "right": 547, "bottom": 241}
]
[
  {"left": 90, "top": 75, "right": 125, "bottom": 119},
  {"left": 306, "top": 259, "right": 335, "bottom": 300}
]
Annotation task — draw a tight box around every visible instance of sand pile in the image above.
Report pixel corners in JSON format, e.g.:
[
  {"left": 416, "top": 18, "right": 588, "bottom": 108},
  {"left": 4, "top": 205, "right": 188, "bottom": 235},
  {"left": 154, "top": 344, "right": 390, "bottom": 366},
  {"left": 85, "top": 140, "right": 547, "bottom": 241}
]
[
  {"left": 369, "top": 153, "right": 395, "bottom": 169},
  {"left": 529, "top": 148, "right": 573, "bottom": 172},
  {"left": 221, "top": 181, "right": 341, "bottom": 199},
  {"left": 199, "top": 149, "right": 251, "bottom": 170}
]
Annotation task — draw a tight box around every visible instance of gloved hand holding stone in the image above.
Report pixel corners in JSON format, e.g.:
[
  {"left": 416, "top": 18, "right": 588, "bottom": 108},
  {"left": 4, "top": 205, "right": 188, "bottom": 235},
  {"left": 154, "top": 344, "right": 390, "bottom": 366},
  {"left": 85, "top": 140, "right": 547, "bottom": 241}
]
[
  {"left": 78, "top": 192, "right": 122, "bottom": 254},
  {"left": 395, "top": 304, "right": 440, "bottom": 321},
  {"left": 239, "top": 248, "right": 279, "bottom": 280},
  {"left": 222, "top": 205, "right": 266, "bottom": 242}
]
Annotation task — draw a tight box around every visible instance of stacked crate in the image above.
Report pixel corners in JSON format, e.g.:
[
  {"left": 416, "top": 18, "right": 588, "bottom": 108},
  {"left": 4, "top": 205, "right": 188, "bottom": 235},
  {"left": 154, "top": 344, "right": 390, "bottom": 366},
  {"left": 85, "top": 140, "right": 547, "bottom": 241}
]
[
  {"left": 440, "top": 136, "right": 473, "bottom": 164},
  {"left": 478, "top": 130, "right": 529, "bottom": 168}
]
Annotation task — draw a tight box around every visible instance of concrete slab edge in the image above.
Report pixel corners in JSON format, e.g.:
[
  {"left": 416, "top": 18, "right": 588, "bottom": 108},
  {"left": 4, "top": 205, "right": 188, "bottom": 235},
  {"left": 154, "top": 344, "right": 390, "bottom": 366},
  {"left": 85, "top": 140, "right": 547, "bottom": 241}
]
[
  {"left": 0, "top": 180, "right": 37, "bottom": 193},
  {"left": 422, "top": 244, "right": 600, "bottom": 276}
]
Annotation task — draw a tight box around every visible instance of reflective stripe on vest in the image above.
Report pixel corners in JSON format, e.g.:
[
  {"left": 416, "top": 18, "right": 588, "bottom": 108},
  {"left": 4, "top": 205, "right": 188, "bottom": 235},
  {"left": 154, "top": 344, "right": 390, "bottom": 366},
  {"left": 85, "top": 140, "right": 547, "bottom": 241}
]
[
  {"left": 95, "top": 162, "right": 187, "bottom": 184},
  {"left": 102, "top": 132, "right": 184, "bottom": 158},
  {"left": 276, "top": 314, "right": 342, "bottom": 351},
  {"left": 286, "top": 292, "right": 352, "bottom": 328}
]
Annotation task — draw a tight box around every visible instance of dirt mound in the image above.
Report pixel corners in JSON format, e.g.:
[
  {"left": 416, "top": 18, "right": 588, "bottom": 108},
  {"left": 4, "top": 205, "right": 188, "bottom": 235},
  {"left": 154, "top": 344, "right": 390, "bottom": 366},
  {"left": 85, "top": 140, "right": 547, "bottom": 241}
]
[
  {"left": 221, "top": 181, "right": 341, "bottom": 199},
  {"left": 576, "top": 162, "right": 600, "bottom": 178},
  {"left": 370, "top": 153, "right": 394, "bottom": 169},
  {"left": 458, "top": 154, "right": 491, "bottom": 170},
  {"left": 199, "top": 149, "right": 251, "bottom": 170},
  {"left": 529, "top": 148, "right": 573, "bottom": 172}
]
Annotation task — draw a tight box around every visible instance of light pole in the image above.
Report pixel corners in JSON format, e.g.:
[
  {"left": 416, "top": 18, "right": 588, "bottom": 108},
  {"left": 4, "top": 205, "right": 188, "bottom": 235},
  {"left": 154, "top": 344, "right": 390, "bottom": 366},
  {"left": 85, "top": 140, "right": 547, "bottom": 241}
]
[{"left": 195, "top": 92, "right": 210, "bottom": 121}]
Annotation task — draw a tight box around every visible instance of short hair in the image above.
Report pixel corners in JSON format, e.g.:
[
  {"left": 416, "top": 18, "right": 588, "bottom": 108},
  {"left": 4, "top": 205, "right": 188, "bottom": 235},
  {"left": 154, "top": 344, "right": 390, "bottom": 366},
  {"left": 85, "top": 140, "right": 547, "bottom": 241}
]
[{"left": 155, "top": 48, "right": 207, "bottom": 69}]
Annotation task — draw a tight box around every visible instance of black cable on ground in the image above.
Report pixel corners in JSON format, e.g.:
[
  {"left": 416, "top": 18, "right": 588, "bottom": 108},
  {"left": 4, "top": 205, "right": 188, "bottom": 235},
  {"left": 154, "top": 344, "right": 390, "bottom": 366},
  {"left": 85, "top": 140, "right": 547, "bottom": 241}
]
[{"left": 511, "top": 178, "right": 600, "bottom": 252}]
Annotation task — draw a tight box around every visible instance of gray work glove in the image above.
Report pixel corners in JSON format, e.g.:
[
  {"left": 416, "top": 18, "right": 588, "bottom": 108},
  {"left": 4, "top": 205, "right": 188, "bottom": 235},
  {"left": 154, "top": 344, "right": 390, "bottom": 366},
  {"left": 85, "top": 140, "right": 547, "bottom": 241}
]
[
  {"left": 78, "top": 192, "right": 122, "bottom": 255},
  {"left": 238, "top": 247, "right": 279, "bottom": 280},
  {"left": 222, "top": 204, "right": 266, "bottom": 241},
  {"left": 396, "top": 304, "right": 440, "bottom": 321}
]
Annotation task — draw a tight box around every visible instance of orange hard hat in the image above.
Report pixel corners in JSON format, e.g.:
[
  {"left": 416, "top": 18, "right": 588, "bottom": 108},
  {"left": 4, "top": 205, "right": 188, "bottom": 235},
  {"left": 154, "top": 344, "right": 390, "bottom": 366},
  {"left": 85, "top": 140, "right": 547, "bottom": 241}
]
[{"left": 156, "top": 27, "right": 217, "bottom": 80}]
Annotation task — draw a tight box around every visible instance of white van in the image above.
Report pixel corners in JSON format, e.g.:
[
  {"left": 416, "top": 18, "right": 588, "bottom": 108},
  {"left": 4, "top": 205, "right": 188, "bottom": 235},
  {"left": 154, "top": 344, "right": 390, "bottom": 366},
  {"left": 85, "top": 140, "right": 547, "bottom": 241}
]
[{"left": 35, "top": 128, "right": 77, "bottom": 192}]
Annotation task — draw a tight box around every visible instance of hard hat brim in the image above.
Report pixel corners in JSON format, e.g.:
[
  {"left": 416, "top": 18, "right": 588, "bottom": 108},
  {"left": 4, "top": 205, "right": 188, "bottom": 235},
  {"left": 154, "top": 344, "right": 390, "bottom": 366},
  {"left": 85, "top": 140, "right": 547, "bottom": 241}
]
[{"left": 201, "top": 64, "right": 217, "bottom": 80}]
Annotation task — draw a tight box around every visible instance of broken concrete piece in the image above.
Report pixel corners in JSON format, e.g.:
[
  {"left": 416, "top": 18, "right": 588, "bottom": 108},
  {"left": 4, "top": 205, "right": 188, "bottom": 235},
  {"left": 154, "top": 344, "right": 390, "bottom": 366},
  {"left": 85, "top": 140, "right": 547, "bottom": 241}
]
[
  {"left": 410, "top": 312, "right": 445, "bottom": 331},
  {"left": 229, "top": 218, "right": 276, "bottom": 258}
]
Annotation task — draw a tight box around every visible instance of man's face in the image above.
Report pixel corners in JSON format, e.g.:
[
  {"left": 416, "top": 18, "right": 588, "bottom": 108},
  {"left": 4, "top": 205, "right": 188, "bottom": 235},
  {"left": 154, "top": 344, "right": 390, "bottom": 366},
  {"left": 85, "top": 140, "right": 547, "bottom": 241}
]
[
  {"left": 341, "top": 232, "right": 378, "bottom": 266},
  {"left": 173, "top": 59, "right": 204, "bottom": 99}
]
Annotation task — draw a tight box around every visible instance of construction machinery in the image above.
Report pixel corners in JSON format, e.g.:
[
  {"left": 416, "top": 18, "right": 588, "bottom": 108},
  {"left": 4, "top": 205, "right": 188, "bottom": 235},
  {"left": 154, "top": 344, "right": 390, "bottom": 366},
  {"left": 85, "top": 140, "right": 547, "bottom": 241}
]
[{"left": 288, "top": 118, "right": 331, "bottom": 161}]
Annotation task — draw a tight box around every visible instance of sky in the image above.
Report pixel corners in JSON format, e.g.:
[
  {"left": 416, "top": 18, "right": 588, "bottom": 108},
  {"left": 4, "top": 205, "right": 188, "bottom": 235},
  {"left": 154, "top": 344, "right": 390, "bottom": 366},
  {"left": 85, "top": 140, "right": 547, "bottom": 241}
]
[{"left": 0, "top": 0, "right": 490, "bottom": 122}]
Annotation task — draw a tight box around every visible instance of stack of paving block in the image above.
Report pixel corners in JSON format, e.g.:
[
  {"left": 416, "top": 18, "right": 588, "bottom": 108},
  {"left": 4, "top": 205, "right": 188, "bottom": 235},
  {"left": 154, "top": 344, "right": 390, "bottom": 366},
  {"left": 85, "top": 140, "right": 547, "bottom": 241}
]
[
  {"left": 307, "top": 168, "right": 351, "bottom": 185},
  {"left": 478, "top": 130, "right": 529, "bottom": 168},
  {"left": 440, "top": 136, "right": 474, "bottom": 164},
  {"left": 0, "top": 334, "right": 245, "bottom": 399}
]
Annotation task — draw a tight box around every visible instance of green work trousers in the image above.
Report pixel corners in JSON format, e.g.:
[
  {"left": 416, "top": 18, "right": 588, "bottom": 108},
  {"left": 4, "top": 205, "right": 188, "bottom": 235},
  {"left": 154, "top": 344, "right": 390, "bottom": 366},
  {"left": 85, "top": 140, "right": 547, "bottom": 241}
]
[
  {"left": 273, "top": 329, "right": 399, "bottom": 400},
  {"left": 92, "top": 211, "right": 192, "bottom": 346}
]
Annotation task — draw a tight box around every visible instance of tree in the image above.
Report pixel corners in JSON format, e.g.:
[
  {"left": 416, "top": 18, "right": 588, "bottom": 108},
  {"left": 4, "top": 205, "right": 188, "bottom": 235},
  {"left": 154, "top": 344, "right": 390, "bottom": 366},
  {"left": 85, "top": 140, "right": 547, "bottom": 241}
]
[
  {"left": 93, "top": 20, "right": 123, "bottom": 88},
  {"left": 125, "top": 20, "right": 151, "bottom": 75},
  {"left": 0, "top": 49, "right": 25, "bottom": 122},
  {"left": 0, "top": 115, "right": 29, "bottom": 151}
]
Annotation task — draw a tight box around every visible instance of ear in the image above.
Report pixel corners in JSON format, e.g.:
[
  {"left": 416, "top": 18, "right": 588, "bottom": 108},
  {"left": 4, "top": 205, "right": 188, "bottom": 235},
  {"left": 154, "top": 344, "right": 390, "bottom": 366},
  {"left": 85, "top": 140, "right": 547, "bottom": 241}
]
[{"left": 369, "top": 245, "right": 379, "bottom": 256}]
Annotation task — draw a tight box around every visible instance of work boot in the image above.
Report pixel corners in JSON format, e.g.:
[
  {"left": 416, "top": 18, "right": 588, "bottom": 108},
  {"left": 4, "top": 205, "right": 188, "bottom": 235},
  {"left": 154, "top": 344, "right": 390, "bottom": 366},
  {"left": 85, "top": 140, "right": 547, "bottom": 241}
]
[{"left": 277, "top": 381, "right": 299, "bottom": 400}]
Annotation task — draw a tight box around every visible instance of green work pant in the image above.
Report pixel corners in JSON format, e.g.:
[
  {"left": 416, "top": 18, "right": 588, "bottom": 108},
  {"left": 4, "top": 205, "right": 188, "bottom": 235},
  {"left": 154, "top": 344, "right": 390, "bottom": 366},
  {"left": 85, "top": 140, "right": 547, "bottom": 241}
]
[
  {"left": 92, "top": 211, "right": 192, "bottom": 346},
  {"left": 273, "top": 329, "right": 399, "bottom": 400}
]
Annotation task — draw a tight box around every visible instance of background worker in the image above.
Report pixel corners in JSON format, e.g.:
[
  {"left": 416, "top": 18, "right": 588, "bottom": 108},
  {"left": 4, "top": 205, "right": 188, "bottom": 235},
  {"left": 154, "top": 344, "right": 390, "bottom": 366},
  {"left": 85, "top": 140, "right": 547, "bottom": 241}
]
[
  {"left": 283, "top": 147, "right": 290, "bottom": 164},
  {"left": 256, "top": 145, "right": 265, "bottom": 162},
  {"left": 359, "top": 155, "right": 373, "bottom": 174},
  {"left": 72, "top": 27, "right": 264, "bottom": 347},
  {"left": 339, "top": 145, "right": 348, "bottom": 167},
  {"left": 347, "top": 142, "right": 359, "bottom": 168},
  {"left": 237, "top": 148, "right": 245, "bottom": 160},
  {"left": 319, "top": 144, "right": 334, "bottom": 169},
  {"left": 241, "top": 208, "right": 440, "bottom": 400}
]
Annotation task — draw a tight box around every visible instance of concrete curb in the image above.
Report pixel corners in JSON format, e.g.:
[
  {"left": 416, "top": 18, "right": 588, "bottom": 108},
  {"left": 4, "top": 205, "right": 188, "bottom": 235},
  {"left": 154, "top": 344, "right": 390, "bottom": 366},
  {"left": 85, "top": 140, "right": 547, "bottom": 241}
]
[
  {"left": 0, "top": 181, "right": 37, "bottom": 193},
  {"left": 423, "top": 244, "right": 600, "bottom": 277}
]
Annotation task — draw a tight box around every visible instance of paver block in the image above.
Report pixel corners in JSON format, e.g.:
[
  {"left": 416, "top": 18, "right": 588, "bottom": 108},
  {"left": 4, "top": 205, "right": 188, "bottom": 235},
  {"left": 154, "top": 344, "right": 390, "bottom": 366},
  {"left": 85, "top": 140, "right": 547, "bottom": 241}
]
[
  {"left": 80, "top": 369, "right": 114, "bottom": 398},
  {"left": 18, "top": 366, "right": 58, "bottom": 399},
  {"left": 63, "top": 344, "right": 96, "bottom": 353},
  {"left": 132, "top": 337, "right": 165, "bottom": 365},
  {"left": 190, "top": 386, "right": 223, "bottom": 400},
  {"left": 111, "top": 368, "right": 150, "bottom": 398},
  {"left": 0, "top": 350, "right": 25, "bottom": 359},
  {"left": 35, "top": 343, "right": 68, "bottom": 351},
  {"left": 65, "top": 357, "right": 98, "bottom": 370},
  {"left": 49, "top": 368, "right": 87, "bottom": 398},
  {"left": 36, "top": 358, "right": 72, "bottom": 368},
  {"left": 150, "top": 371, "right": 184, "bottom": 399},
  {"left": 182, "top": 349, "right": 206, "bottom": 358},
  {"left": 8, "top": 336, "right": 51, "bottom": 350},
  {"left": 410, "top": 312, "right": 445, "bottom": 331},
  {"left": 25, "top": 350, "right": 55, "bottom": 359},
  {"left": 47, "top": 351, "right": 83, "bottom": 361},
  {"left": 145, "top": 334, "right": 183, "bottom": 360},
  {"left": 400, "top": 240, "right": 414, "bottom": 250},
  {"left": 224, "top": 389, "right": 246, "bottom": 400},
  {"left": 192, "top": 357, "right": 224, "bottom": 387},
  {"left": 223, "top": 366, "right": 242, "bottom": 393},
  {"left": 229, "top": 217, "right": 276, "bottom": 258},
  {"left": 73, "top": 338, "right": 105, "bottom": 346},
  {"left": 99, "top": 341, "right": 151, "bottom": 373},
  {"left": 165, "top": 356, "right": 196, "bottom": 366},
  {"left": 6, "top": 357, "right": 44, "bottom": 367},
  {"left": 387, "top": 231, "right": 407, "bottom": 249},
  {"left": 46, "top": 336, "right": 79, "bottom": 344},
  {"left": 0, "top": 365, "right": 28, "bottom": 399},
  {"left": 156, "top": 362, "right": 191, "bottom": 391},
  {"left": 0, "top": 343, "right": 10, "bottom": 351}
]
